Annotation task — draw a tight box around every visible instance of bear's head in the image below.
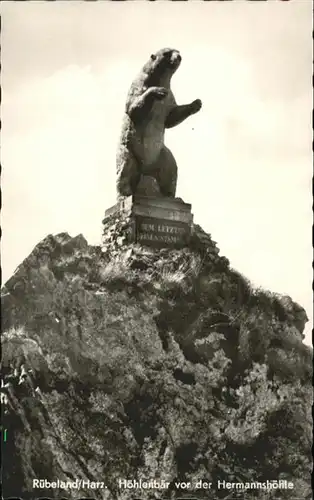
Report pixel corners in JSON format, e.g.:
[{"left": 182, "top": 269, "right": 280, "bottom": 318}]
[{"left": 143, "top": 48, "right": 182, "bottom": 84}]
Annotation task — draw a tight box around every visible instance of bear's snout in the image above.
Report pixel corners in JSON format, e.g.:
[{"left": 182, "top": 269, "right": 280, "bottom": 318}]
[{"left": 170, "top": 51, "right": 182, "bottom": 68}]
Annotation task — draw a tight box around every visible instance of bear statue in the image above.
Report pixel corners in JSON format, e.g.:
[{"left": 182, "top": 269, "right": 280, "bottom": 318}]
[{"left": 116, "top": 48, "right": 202, "bottom": 199}]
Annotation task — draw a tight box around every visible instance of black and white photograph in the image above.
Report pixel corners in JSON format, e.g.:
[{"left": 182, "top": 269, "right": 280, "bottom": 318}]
[{"left": 1, "top": 1, "right": 312, "bottom": 499}]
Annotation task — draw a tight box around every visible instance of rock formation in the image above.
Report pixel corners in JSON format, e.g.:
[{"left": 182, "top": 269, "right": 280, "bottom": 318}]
[{"left": 1, "top": 230, "right": 312, "bottom": 500}]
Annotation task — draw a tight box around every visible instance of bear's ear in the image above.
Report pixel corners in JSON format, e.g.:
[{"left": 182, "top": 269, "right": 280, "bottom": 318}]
[{"left": 150, "top": 54, "right": 156, "bottom": 61}]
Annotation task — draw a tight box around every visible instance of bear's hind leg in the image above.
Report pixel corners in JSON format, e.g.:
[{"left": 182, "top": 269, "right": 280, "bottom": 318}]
[
  {"left": 156, "top": 145, "right": 178, "bottom": 198},
  {"left": 116, "top": 147, "right": 141, "bottom": 198}
]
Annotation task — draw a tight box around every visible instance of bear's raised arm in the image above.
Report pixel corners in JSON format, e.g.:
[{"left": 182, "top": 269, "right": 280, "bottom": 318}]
[
  {"left": 126, "top": 87, "right": 169, "bottom": 123},
  {"left": 165, "top": 99, "right": 202, "bottom": 129}
]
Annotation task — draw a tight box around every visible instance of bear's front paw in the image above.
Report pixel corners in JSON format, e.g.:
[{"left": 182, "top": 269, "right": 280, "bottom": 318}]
[
  {"left": 191, "top": 99, "right": 202, "bottom": 113},
  {"left": 152, "top": 87, "right": 169, "bottom": 100}
]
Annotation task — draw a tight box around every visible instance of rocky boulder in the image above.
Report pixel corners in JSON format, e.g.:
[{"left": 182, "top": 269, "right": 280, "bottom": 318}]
[{"left": 1, "top": 230, "right": 312, "bottom": 499}]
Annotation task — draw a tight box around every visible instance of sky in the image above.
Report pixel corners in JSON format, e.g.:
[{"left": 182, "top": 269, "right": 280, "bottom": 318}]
[{"left": 1, "top": 1, "right": 312, "bottom": 344}]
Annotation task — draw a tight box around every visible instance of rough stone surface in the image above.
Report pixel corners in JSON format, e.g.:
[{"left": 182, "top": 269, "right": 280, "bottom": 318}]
[
  {"left": 104, "top": 195, "right": 194, "bottom": 224},
  {"left": 1, "top": 231, "right": 312, "bottom": 500}
]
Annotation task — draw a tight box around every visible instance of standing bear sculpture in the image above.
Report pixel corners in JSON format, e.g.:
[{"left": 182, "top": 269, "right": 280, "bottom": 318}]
[{"left": 116, "top": 48, "right": 202, "bottom": 199}]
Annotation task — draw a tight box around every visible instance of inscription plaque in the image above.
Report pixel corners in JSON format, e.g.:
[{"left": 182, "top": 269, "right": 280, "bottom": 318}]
[
  {"left": 135, "top": 216, "right": 190, "bottom": 248},
  {"left": 103, "top": 195, "right": 193, "bottom": 249}
]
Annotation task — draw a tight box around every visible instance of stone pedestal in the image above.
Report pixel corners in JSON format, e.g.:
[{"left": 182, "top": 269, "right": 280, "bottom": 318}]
[{"left": 103, "top": 196, "right": 193, "bottom": 248}]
